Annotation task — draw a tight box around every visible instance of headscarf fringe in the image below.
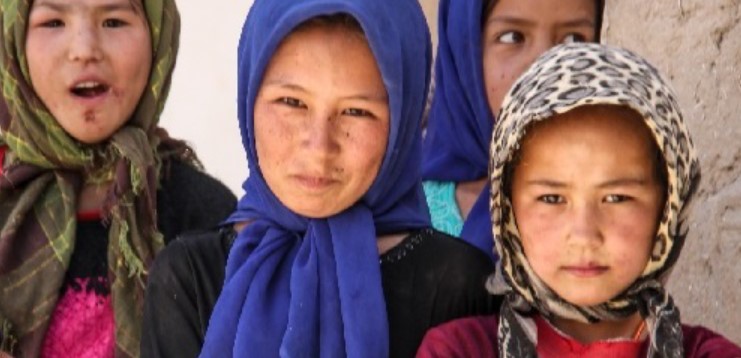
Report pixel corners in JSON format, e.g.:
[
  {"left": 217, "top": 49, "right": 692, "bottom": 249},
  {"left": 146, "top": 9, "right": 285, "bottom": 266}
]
[{"left": 0, "top": 320, "right": 17, "bottom": 355}]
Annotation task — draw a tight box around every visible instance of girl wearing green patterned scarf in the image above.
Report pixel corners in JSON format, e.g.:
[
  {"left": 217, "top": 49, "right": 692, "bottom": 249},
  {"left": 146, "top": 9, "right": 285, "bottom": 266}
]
[
  {"left": 418, "top": 43, "right": 741, "bottom": 357},
  {"left": 0, "top": 0, "right": 236, "bottom": 357}
]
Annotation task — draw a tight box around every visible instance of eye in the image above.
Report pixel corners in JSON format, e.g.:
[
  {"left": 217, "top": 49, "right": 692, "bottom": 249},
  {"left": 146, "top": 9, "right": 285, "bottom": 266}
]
[
  {"left": 40, "top": 19, "right": 64, "bottom": 28},
  {"left": 103, "top": 18, "right": 127, "bottom": 28},
  {"left": 562, "top": 33, "right": 588, "bottom": 44},
  {"left": 538, "top": 195, "right": 564, "bottom": 204},
  {"left": 497, "top": 31, "right": 525, "bottom": 44},
  {"left": 341, "top": 108, "right": 374, "bottom": 118},
  {"left": 604, "top": 194, "right": 630, "bottom": 203},
  {"left": 277, "top": 97, "right": 306, "bottom": 109}
]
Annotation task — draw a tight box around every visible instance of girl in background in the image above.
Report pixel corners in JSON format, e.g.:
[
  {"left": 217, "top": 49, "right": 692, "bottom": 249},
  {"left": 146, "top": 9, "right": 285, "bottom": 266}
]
[{"left": 422, "top": 0, "right": 604, "bottom": 259}]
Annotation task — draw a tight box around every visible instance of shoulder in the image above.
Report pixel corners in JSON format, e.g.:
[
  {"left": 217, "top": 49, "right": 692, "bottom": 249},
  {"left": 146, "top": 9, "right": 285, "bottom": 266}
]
[
  {"left": 159, "top": 159, "right": 236, "bottom": 207},
  {"left": 681, "top": 324, "right": 741, "bottom": 358},
  {"left": 411, "top": 229, "right": 495, "bottom": 277},
  {"left": 156, "top": 159, "right": 237, "bottom": 241},
  {"left": 148, "top": 228, "right": 232, "bottom": 290},
  {"left": 417, "top": 315, "right": 499, "bottom": 358},
  {"left": 382, "top": 229, "right": 501, "bottom": 314}
]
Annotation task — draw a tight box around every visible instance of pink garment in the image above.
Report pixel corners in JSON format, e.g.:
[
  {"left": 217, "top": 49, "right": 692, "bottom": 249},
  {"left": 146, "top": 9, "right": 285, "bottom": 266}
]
[
  {"left": 417, "top": 314, "right": 741, "bottom": 358},
  {"left": 41, "top": 278, "right": 115, "bottom": 358}
]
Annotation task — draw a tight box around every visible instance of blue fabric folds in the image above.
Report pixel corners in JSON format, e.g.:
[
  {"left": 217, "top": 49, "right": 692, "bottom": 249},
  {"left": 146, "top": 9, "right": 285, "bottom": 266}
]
[
  {"left": 421, "top": 0, "right": 496, "bottom": 260},
  {"left": 199, "top": 0, "right": 432, "bottom": 356}
]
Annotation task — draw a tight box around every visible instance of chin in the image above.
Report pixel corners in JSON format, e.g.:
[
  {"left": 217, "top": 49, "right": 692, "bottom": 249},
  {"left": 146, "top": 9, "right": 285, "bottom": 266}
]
[{"left": 558, "top": 292, "right": 613, "bottom": 308}]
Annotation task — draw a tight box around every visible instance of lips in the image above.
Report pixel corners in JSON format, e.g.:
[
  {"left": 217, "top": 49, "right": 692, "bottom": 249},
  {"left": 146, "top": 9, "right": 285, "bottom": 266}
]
[
  {"left": 561, "top": 263, "right": 609, "bottom": 277},
  {"left": 70, "top": 80, "right": 110, "bottom": 98},
  {"left": 293, "top": 175, "right": 338, "bottom": 190}
]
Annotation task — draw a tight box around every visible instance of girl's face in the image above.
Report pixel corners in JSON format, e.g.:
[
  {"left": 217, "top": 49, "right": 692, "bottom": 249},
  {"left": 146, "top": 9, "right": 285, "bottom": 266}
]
[
  {"left": 254, "top": 24, "right": 390, "bottom": 218},
  {"left": 511, "top": 106, "right": 665, "bottom": 307},
  {"left": 26, "top": 0, "right": 151, "bottom": 144},
  {"left": 482, "top": 0, "right": 596, "bottom": 116}
]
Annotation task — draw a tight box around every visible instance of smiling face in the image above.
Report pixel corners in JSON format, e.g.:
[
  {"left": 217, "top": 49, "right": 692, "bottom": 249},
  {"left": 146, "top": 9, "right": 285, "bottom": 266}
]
[
  {"left": 253, "top": 21, "right": 390, "bottom": 218},
  {"left": 26, "top": 0, "right": 152, "bottom": 144},
  {"left": 482, "top": 0, "right": 596, "bottom": 116},
  {"left": 510, "top": 105, "right": 665, "bottom": 306}
]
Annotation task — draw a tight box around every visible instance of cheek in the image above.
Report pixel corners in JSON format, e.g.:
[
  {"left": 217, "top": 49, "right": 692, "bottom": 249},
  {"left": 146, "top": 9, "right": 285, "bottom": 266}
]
[
  {"left": 482, "top": 57, "right": 520, "bottom": 115},
  {"left": 605, "top": 210, "right": 656, "bottom": 265},
  {"left": 343, "top": 123, "right": 388, "bottom": 177},
  {"left": 254, "top": 108, "right": 293, "bottom": 169},
  {"left": 515, "top": 205, "right": 563, "bottom": 267}
]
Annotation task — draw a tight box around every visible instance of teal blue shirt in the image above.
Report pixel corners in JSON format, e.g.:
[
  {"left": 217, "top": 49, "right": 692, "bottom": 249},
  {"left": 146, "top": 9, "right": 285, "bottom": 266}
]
[{"left": 422, "top": 180, "right": 464, "bottom": 237}]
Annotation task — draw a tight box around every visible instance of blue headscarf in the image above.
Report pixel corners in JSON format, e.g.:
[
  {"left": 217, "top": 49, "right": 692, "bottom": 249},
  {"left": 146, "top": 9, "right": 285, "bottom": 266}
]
[
  {"left": 421, "top": 0, "right": 605, "bottom": 260},
  {"left": 421, "top": 0, "right": 496, "bottom": 259},
  {"left": 200, "top": 0, "right": 431, "bottom": 356}
]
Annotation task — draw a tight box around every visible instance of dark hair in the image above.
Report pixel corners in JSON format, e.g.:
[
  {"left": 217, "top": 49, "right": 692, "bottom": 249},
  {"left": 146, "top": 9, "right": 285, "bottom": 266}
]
[
  {"left": 294, "top": 13, "right": 364, "bottom": 35},
  {"left": 481, "top": 0, "right": 605, "bottom": 42}
]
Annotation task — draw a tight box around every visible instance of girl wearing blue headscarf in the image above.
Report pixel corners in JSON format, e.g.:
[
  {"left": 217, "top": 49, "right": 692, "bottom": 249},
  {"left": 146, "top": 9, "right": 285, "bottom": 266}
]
[
  {"left": 140, "top": 0, "right": 500, "bottom": 357},
  {"left": 421, "top": 0, "right": 605, "bottom": 260}
]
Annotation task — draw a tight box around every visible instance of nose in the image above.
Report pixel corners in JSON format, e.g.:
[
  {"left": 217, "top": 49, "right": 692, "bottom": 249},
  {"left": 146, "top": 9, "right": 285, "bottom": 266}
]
[
  {"left": 68, "top": 22, "right": 103, "bottom": 63},
  {"left": 567, "top": 201, "right": 602, "bottom": 247},
  {"left": 301, "top": 109, "right": 340, "bottom": 157},
  {"left": 527, "top": 37, "right": 558, "bottom": 67}
]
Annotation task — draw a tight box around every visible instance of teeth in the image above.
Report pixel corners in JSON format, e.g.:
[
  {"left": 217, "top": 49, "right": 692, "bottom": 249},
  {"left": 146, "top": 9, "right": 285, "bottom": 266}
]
[{"left": 75, "top": 81, "right": 101, "bottom": 89}]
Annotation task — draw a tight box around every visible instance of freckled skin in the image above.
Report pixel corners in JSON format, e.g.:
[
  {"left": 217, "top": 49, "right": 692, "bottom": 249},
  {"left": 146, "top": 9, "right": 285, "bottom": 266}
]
[
  {"left": 25, "top": 0, "right": 152, "bottom": 144},
  {"left": 509, "top": 105, "right": 666, "bottom": 342},
  {"left": 253, "top": 25, "right": 390, "bottom": 218},
  {"left": 511, "top": 105, "right": 664, "bottom": 307}
]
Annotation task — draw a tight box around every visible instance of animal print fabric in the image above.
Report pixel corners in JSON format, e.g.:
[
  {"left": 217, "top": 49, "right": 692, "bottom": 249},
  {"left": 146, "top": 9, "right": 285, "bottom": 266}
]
[{"left": 486, "top": 43, "right": 700, "bottom": 358}]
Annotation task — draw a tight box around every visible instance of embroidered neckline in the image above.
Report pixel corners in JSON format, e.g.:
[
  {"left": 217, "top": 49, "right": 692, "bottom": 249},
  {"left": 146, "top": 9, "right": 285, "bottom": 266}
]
[{"left": 379, "top": 229, "right": 431, "bottom": 264}]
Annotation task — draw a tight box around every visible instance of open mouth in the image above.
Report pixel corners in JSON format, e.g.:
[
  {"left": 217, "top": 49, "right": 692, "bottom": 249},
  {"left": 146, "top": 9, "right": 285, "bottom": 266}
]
[{"left": 71, "top": 81, "right": 110, "bottom": 98}]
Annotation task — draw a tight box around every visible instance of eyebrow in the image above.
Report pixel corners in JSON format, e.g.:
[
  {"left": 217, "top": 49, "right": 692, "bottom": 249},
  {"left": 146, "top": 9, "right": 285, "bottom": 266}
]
[
  {"left": 32, "top": 0, "right": 136, "bottom": 13},
  {"left": 486, "top": 16, "right": 595, "bottom": 29},
  {"left": 525, "top": 177, "right": 652, "bottom": 188},
  {"left": 262, "top": 80, "right": 388, "bottom": 103}
]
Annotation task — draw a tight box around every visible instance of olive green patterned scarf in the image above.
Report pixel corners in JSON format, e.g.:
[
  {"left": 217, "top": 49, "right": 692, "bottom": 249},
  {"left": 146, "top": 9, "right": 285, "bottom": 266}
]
[{"left": 0, "top": 0, "right": 180, "bottom": 356}]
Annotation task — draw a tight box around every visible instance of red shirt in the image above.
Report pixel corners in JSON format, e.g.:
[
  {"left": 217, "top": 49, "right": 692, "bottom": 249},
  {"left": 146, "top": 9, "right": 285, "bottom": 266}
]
[{"left": 417, "top": 314, "right": 741, "bottom": 358}]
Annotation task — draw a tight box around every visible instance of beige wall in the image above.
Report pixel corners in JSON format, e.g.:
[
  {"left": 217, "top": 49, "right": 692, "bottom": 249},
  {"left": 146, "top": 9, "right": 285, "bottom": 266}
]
[{"left": 602, "top": 0, "right": 741, "bottom": 343}]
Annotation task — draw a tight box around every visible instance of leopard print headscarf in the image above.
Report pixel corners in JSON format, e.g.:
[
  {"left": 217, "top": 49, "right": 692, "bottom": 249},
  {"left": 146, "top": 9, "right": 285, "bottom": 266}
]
[{"left": 487, "top": 43, "right": 700, "bottom": 357}]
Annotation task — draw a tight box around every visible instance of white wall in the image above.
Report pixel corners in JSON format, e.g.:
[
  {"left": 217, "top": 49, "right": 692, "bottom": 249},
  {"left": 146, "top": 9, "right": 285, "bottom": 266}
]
[{"left": 160, "top": 1, "right": 254, "bottom": 195}]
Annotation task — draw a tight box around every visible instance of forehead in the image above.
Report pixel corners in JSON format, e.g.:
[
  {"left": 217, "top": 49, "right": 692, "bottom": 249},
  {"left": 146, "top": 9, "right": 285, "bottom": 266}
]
[
  {"left": 519, "top": 105, "right": 654, "bottom": 157},
  {"left": 486, "top": 0, "right": 595, "bottom": 22},
  {"left": 264, "top": 25, "right": 382, "bottom": 84}
]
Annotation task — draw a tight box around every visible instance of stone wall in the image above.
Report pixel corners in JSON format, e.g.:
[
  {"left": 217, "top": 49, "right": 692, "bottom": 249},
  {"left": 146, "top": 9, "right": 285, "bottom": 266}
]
[
  {"left": 419, "top": 0, "right": 741, "bottom": 343},
  {"left": 603, "top": 0, "right": 741, "bottom": 343}
]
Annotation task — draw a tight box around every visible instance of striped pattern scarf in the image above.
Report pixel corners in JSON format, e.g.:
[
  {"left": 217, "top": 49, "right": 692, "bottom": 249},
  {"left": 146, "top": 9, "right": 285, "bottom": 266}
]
[{"left": 0, "top": 1, "right": 180, "bottom": 356}]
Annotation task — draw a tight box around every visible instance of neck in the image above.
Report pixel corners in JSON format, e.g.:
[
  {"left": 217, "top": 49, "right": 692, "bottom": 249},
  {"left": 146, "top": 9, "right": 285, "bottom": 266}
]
[
  {"left": 234, "top": 222, "right": 407, "bottom": 256},
  {"left": 455, "top": 178, "right": 487, "bottom": 219},
  {"left": 551, "top": 312, "right": 644, "bottom": 343}
]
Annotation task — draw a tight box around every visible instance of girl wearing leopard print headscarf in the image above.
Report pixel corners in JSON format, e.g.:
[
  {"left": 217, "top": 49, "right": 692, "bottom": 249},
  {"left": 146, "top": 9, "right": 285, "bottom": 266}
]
[{"left": 417, "top": 43, "right": 741, "bottom": 357}]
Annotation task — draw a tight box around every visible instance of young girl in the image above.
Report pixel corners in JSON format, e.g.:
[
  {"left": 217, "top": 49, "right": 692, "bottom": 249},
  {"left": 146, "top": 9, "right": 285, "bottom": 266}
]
[
  {"left": 417, "top": 43, "right": 741, "bottom": 357},
  {"left": 141, "top": 0, "right": 500, "bottom": 357},
  {"left": 0, "top": 0, "right": 235, "bottom": 357},
  {"left": 422, "top": 0, "right": 604, "bottom": 259}
]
